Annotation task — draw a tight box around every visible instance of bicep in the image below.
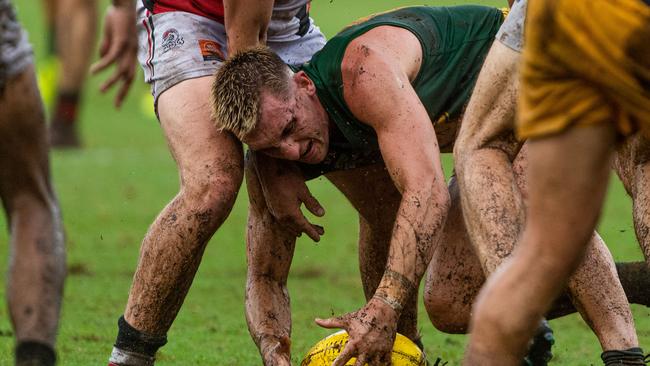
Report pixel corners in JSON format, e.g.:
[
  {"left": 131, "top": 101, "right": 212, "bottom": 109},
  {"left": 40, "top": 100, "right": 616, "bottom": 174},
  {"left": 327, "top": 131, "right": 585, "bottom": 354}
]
[{"left": 344, "top": 62, "right": 442, "bottom": 192}]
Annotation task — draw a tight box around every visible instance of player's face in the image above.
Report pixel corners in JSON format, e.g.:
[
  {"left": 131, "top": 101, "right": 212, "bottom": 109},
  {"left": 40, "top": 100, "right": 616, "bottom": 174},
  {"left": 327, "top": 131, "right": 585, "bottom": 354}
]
[{"left": 243, "top": 73, "right": 330, "bottom": 164}]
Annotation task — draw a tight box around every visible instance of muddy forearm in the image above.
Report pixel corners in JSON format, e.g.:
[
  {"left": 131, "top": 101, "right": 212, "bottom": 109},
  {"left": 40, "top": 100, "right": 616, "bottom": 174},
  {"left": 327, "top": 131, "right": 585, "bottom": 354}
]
[
  {"left": 376, "top": 189, "right": 448, "bottom": 312},
  {"left": 245, "top": 274, "right": 292, "bottom": 354}
]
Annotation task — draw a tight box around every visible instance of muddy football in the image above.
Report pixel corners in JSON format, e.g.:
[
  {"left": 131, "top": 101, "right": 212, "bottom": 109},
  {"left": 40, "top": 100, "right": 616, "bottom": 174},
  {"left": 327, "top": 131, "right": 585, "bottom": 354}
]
[{"left": 301, "top": 330, "right": 427, "bottom": 366}]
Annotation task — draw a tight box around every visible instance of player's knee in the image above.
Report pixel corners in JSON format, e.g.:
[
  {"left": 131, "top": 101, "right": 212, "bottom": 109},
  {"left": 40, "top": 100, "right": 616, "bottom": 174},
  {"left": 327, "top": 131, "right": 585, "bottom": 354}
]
[
  {"left": 181, "top": 168, "right": 243, "bottom": 222},
  {"left": 423, "top": 286, "right": 469, "bottom": 334}
]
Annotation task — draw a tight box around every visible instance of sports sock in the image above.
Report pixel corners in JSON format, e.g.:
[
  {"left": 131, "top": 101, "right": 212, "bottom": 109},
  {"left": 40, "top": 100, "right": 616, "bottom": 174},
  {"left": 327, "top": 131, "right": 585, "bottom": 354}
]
[
  {"left": 15, "top": 341, "right": 56, "bottom": 366},
  {"left": 108, "top": 316, "right": 167, "bottom": 366},
  {"left": 601, "top": 347, "right": 648, "bottom": 365},
  {"left": 52, "top": 91, "right": 80, "bottom": 126}
]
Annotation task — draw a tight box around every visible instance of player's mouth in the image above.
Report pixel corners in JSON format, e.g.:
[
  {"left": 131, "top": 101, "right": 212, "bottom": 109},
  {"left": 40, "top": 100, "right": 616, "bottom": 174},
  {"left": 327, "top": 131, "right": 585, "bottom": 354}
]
[{"left": 301, "top": 140, "right": 315, "bottom": 162}]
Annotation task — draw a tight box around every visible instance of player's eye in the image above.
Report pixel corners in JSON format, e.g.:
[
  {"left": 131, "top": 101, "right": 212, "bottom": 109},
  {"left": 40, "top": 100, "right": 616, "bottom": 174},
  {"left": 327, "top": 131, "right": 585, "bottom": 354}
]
[{"left": 282, "top": 118, "right": 296, "bottom": 137}]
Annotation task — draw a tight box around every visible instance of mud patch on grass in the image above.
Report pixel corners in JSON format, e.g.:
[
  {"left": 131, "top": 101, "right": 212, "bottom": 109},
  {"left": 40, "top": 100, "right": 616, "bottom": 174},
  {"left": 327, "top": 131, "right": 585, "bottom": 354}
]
[{"left": 68, "top": 262, "right": 93, "bottom": 276}]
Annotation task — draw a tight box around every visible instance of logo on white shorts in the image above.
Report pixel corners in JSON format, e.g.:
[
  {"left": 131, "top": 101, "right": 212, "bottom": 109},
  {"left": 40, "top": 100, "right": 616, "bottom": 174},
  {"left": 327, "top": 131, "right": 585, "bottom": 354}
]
[{"left": 161, "top": 28, "right": 184, "bottom": 54}]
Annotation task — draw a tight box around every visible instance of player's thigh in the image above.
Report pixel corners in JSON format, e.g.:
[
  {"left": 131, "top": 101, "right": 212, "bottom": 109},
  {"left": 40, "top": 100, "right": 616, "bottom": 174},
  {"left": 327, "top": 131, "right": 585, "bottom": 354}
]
[
  {"left": 0, "top": 66, "right": 50, "bottom": 207},
  {"left": 525, "top": 124, "right": 616, "bottom": 267},
  {"left": 157, "top": 76, "right": 244, "bottom": 188},
  {"left": 325, "top": 163, "right": 401, "bottom": 226},
  {"left": 454, "top": 41, "right": 522, "bottom": 161}
]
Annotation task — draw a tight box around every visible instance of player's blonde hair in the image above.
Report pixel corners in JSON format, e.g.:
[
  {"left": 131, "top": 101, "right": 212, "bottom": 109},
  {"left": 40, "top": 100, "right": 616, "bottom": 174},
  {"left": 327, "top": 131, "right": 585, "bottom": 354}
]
[{"left": 211, "top": 46, "right": 292, "bottom": 139}]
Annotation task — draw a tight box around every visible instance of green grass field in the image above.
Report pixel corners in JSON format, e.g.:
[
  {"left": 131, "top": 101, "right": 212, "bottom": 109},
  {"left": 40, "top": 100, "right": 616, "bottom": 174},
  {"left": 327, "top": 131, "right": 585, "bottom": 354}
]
[{"left": 1, "top": 0, "right": 648, "bottom": 364}]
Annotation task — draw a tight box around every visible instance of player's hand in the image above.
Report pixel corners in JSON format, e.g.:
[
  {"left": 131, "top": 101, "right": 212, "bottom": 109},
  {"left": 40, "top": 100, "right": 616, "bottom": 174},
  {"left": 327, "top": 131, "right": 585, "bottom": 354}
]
[
  {"left": 252, "top": 153, "right": 325, "bottom": 241},
  {"left": 315, "top": 298, "right": 399, "bottom": 366},
  {"left": 90, "top": 4, "right": 138, "bottom": 108},
  {"left": 260, "top": 334, "right": 292, "bottom": 366}
]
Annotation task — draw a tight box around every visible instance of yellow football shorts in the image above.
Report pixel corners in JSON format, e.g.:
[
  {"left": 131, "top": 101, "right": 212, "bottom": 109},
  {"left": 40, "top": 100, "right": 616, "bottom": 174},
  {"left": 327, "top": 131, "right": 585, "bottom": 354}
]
[{"left": 517, "top": 0, "right": 650, "bottom": 140}]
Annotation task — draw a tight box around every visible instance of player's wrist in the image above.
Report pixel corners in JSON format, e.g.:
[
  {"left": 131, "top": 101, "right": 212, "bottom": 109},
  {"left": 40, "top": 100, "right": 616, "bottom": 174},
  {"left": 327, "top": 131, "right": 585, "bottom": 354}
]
[
  {"left": 258, "top": 333, "right": 291, "bottom": 361},
  {"left": 372, "top": 292, "right": 404, "bottom": 313},
  {"left": 374, "top": 269, "right": 418, "bottom": 313}
]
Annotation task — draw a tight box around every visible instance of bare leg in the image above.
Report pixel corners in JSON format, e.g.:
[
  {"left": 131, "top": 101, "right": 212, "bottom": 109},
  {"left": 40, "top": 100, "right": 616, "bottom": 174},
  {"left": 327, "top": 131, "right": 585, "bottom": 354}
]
[
  {"left": 424, "top": 177, "right": 484, "bottom": 334},
  {"left": 123, "top": 76, "right": 244, "bottom": 334},
  {"left": 614, "top": 134, "right": 650, "bottom": 262},
  {"left": 424, "top": 179, "right": 650, "bottom": 333},
  {"left": 454, "top": 41, "right": 523, "bottom": 275},
  {"left": 456, "top": 40, "right": 638, "bottom": 354},
  {"left": 0, "top": 66, "right": 65, "bottom": 352},
  {"left": 466, "top": 123, "right": 628, "bottom": 365},
  {"left": 245, "top": 158, "right": 294, "bottom": 366},
  {"left": 50, "top": 0, "right": 97, "bottom": 147},
  {"left": 325, "top": 165, "right": 420, "bottom": 340}
]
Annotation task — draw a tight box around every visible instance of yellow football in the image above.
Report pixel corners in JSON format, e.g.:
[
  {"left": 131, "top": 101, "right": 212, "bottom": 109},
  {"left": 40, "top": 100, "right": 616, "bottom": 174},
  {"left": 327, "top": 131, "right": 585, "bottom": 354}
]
[{"left": 300, "top": 330, "right": 426, "bottom": 366}]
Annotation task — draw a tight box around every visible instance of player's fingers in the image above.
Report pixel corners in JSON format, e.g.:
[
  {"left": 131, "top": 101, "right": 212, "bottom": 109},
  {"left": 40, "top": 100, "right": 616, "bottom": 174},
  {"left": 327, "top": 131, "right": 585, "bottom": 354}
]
[
  {"left": 303, "top": 223, "right": 322, "bottom": 242},
  {"left": 114, "top": 61, "right": 136, "bottom": 107},
  {"left": 98, "top": 35, "right": 111, "bottom": 60},
  {"left": 99, "top": 70, "right": 124, "bottom": 93},
  {"left": 314, "top": 225, "right": 324, "bottom": 235},
  {"left": 315, "top": 315, "right": 347, "bottom": 329},
  {"left": 91, "top": 44, "right": 122, "bottom": 75},
  {"left": 354, "top": 354, "right": 368, "bottom": 366},
  {"left": 114, "top": 74, "right": 133, "bottom": 108},
  {"left": 332, "top": 345, "right": 356, "bottom": 366},
  {"left": 98, "top": 21, "right": 113, "bottom": 58},
  {"left": 287, "top": 214, "right": 321, "bottom": 241},
  {"left": 372, "top": 350, "right": 392, "bottom": 366},
  {"left": 276, "top": 217, "right": 302, "bottom": 238},
  {"left": 277, "top": 335, "right": 291, "bottom": 355},
  {"left": 302, "top": 192, "right": 325, "bottom": 217}
]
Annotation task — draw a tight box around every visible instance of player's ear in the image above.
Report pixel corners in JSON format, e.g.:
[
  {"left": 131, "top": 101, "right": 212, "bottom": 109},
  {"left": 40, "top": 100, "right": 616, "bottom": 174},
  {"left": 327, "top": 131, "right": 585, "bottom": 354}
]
[{"left": 293, "top": 71, "right": 316, "bottom": 95}]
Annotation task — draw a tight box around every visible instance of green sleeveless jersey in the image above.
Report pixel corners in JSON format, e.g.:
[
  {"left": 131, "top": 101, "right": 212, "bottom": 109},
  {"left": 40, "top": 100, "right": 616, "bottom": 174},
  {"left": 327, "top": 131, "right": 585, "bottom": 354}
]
[{"left": 296, "top": 5, "right": 504, "bottom": 179}]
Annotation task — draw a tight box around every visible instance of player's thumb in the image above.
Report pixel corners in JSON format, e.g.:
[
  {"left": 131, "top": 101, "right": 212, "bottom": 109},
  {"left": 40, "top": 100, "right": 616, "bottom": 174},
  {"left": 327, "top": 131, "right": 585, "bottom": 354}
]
[{"left": 315, "top": 316, "right": 346, "bottom": 329}]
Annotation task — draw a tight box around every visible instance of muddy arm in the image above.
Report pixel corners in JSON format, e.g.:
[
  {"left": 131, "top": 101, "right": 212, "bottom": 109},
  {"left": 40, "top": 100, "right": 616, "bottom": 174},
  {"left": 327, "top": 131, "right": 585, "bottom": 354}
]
[{"left": 245, "top": 161, "right": 297, "bottom": 366}]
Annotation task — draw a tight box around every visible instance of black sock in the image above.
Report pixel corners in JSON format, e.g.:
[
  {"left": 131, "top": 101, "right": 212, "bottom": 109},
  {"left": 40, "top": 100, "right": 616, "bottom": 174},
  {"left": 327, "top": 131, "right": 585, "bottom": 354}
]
[
  {"left": 601, "top": 347, "right": 646, "bottom": 365},
  {"left": 15, "top": 341, "right": 56, "bottom": 366},
  {"left": 114, "top": 316, "right": 167, "bottom": 358}
]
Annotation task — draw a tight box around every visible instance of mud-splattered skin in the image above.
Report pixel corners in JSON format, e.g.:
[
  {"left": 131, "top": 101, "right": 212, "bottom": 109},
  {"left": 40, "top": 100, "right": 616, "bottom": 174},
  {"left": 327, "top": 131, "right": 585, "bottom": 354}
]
[
  {"left": 246, "top": 159, "right": 425, "bottom": 365},
  {"left": 244, "top": 26, "right": 450, "bottom": 365},
  {"left": 123, "top": 77, "right": 245, "bottom": 334},
  {"left": 613, "top": 134, "right": 650, "bottom": 263},
  {"left": 452, "top": 40, "right": 639, "bottom": 359},
  {"left": 0, "top": 66, "right": 66, "bottom": 347},
  {"left": 319, "top": 27, "right": 448, "bottom": 365}
]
